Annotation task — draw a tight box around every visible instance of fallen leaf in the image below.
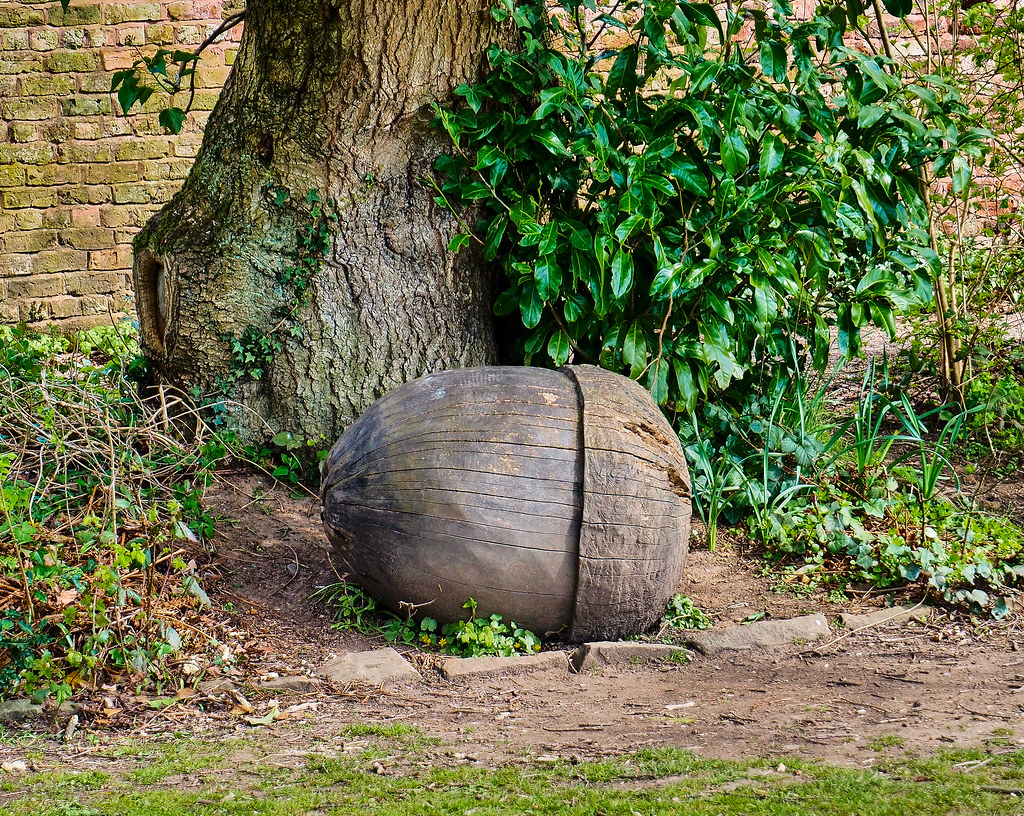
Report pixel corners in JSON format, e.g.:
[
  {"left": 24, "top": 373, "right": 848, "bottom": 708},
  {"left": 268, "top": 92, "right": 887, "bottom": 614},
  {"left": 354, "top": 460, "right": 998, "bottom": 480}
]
[{"left": 246, "top": 705, "right": 281, "bottom": 726}]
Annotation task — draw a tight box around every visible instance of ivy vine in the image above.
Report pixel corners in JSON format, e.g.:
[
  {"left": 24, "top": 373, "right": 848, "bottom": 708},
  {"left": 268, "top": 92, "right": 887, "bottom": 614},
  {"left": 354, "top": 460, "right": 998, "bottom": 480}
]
[{"left": 220, "top": 188, "right": 337, "bottom": 390}]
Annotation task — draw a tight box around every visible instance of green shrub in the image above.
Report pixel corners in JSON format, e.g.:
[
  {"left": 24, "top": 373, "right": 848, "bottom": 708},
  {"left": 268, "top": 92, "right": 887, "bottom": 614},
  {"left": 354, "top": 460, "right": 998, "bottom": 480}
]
[{"left": 434, "top": 0, "right": 985, "bottom": 414}]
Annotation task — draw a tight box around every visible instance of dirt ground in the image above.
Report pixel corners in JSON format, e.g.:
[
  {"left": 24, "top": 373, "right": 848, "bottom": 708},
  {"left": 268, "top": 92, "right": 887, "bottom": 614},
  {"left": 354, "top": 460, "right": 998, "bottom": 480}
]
[{"left": 7, "top": 468, "right": 1024, "bottom": 776}]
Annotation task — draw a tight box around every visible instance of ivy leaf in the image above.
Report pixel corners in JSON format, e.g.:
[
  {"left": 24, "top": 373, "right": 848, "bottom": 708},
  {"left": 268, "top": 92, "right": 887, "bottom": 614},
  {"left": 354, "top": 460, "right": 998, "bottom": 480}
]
[
  {"left": 115, "top": 72, "right": 153, "bottom": 116},
  {"left": 158, "top": 106, "right": 186, "bottom": 134}
]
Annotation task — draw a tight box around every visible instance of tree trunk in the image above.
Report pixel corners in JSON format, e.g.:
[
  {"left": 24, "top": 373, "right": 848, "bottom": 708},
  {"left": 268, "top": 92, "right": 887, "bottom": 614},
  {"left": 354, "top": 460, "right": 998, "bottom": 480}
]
[{"left": 133, "top": 0, "right": 506, "bottom": 446}]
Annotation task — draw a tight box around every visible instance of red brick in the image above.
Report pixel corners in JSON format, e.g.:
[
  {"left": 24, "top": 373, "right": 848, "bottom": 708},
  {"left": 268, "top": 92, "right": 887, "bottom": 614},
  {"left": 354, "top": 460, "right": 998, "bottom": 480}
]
[
  {"left": 32, "top": 249, "right": 88, "bottom": 274},
  {"left": 66, "top": 269, "right": 126, "bottom": 295},
  {"left": 70, "top": 206, "right": 101, "bottom": 227},
  {"left": 88, "top": 246, "right": 134, "bottom": 270},
  {"left": 7, "top": 272, "right": 65, "bottom": 298},
  {"left": 60, "top": 227, "right": 116, "bottom": 250}
]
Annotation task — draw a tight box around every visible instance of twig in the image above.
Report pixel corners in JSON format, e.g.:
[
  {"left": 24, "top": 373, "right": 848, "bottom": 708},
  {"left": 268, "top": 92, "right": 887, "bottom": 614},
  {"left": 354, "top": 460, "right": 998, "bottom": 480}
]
[{"left": 799, "top": 600, "right": 927, "bottom": 655}]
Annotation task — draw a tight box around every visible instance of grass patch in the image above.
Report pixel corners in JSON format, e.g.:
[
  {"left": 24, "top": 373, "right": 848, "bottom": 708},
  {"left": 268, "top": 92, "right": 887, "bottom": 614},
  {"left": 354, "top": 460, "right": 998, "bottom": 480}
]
[
  {"left": 3, "top": 739, "right": 1024, "bottom": 815},
  {"left": 867, "top": 735, "right": 906, "bottom": 751},
  {"left": 338, "top": 722, "right": 422, "bottom": 740}
]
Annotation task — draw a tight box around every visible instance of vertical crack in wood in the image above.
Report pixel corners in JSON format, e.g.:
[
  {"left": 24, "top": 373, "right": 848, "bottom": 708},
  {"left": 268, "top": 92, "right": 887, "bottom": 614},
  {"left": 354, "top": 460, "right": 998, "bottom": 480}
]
[{"left": 563, "top": 365, "right": 587, "bottom": 642}]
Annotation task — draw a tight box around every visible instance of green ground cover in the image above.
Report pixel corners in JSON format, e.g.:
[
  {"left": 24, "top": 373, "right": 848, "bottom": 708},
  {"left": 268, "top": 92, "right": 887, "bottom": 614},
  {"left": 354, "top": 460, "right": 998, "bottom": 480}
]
[{"left": 3, "top": 731, "right": 1024, "bottom": 815}]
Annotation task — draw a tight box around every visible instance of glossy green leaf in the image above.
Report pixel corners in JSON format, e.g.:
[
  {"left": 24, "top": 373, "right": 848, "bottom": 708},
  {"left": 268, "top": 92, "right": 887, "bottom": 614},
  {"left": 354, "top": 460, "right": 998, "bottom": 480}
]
[
  {"left": 672, "top": 358, "right": 698, "bottom": 411},
  {"left": 758, "top": 133, "right": 784, "bottom": 177},
  {"left": 494, "top": 288, "right": 518, "bottom": 316},
  {"left": 535, "top": 256, "right": 562, "bottom": 300},
  {"left": 534, "top": 86, "right": 569, "bottom": 119},
  {"left": 614, "top": 213, "right": 646, "bottom": 243},
  {"left": 448, "top": 233, "right": 471, "bottom": 253},
  {"left": 951, "top": 156, "right": 972, "bottom": 194},
  {"left": 667, "top": 157, "right": 710, "bottom": 195},
  {"left": 606, "top": 45, "right": 639, "bottom": 98},
  {"left": 682, "top": 3, "right": 724, "bottom": 41},
  {"left": 647, "top": 357, "right": 669, "bottom": 404},
  {"left": 611, "top": 249, "right": 634, "bottom": 299},
  {"left": 483, "top": 215, "right": 508, "bottom": 262},
  {"left": 547, "top": 330, "right": 572, "bottom": 366},
  {"left": 857, "top": 105, "right": 885, "bottom": 129},
  {"left": 880, "top": 0, "right": 912, "bottom": 17},
  {"left": 538, "top": 221, "right": 559, "bottom": 256},
  {"left": 759, "top": 40, "right": 787, "bottom": 83},
  {"left": 520, "top": 284, "right": 543, "bottom": 329},
  {"left": 721, "top": 131, "right": 749, "bottom": 176},
  {"left": 623, "top": 322, "right": 647, "bottom": 379}
]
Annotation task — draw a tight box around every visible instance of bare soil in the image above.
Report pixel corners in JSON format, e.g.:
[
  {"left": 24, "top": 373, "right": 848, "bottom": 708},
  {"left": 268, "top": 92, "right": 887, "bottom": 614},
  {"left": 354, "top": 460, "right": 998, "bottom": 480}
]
[{"left": 7, "top": 468, "right": 1024, "bottom": 775}]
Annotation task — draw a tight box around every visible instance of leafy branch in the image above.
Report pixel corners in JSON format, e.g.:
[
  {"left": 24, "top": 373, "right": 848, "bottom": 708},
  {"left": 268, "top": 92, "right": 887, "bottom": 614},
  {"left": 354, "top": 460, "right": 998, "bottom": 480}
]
[{"left": 110, "top": 11, "right": 246, "bottom": 134}]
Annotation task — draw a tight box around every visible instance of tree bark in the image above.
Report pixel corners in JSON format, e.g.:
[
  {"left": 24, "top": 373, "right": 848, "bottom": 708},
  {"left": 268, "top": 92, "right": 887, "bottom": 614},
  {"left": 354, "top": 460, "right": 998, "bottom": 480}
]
[{"left": 134, "top": 0, "right": 506, "bottom": 445}]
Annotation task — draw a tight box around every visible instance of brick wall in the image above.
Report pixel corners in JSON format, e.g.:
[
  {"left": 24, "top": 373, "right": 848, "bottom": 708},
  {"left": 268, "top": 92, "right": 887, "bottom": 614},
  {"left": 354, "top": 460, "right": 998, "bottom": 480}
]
[{"left": 0, "top": 0, "right": 242, "bottom": 329}]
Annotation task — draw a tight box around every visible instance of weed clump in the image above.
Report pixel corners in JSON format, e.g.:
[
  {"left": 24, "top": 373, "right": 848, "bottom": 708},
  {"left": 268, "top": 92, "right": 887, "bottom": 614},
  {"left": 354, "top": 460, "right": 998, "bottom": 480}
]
[
  {"left": 316, "top": 583, "right": 542, "bottom": 657},
  {"left": 0, "top": 323, "right": 229, "bottom": 701}
]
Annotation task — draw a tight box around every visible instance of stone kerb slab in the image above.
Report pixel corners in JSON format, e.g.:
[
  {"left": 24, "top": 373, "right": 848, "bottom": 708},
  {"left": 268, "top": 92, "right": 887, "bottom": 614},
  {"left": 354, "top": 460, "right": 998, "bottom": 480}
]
[
  {"left": 317, "top": 648, "right": 422, "bottom": 687},
  {"left": 440, "top": 651, "right": 569, "bottom": 681},
  {"left": 683, "top": 614, "right": 831, "bottom": 655}
]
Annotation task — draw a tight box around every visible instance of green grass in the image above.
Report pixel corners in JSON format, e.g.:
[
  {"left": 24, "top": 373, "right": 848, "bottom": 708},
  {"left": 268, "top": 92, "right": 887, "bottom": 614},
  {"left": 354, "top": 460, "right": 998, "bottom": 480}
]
[
  {"left": 4, "top": 737, "right": 1024, "bottom": 815},
  {"left": 338, "top": 722, "right": 423, "bottom": 739},
  {"left": 867, "top": 735, "right": 906, "bottom": 750}
]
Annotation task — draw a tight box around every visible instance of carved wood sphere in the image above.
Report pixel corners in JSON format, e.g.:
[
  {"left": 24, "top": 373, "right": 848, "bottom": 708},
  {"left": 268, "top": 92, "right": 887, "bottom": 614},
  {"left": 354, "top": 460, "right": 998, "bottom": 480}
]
[{"left": 320, "top": 365, "right": 691, "bottom": 641}]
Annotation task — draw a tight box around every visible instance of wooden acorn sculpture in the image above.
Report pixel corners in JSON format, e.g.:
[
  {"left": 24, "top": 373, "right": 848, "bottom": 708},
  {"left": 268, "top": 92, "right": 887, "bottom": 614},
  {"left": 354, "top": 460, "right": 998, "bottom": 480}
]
[{"left": 320, "top": 365, "right": 691, "bottom": 642}]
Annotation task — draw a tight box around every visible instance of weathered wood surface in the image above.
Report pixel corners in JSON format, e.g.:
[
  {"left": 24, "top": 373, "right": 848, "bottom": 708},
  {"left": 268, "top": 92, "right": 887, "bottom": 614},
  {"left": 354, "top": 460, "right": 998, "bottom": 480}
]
[
  {"left": 321, "top": 367, "right": 582, "bottom": 634},
  {"left": 321, "top": 365, "right": 691, "bottom": 641},
  {"left": 564, "top": 365, "right": 691, "bottom": 641}
]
